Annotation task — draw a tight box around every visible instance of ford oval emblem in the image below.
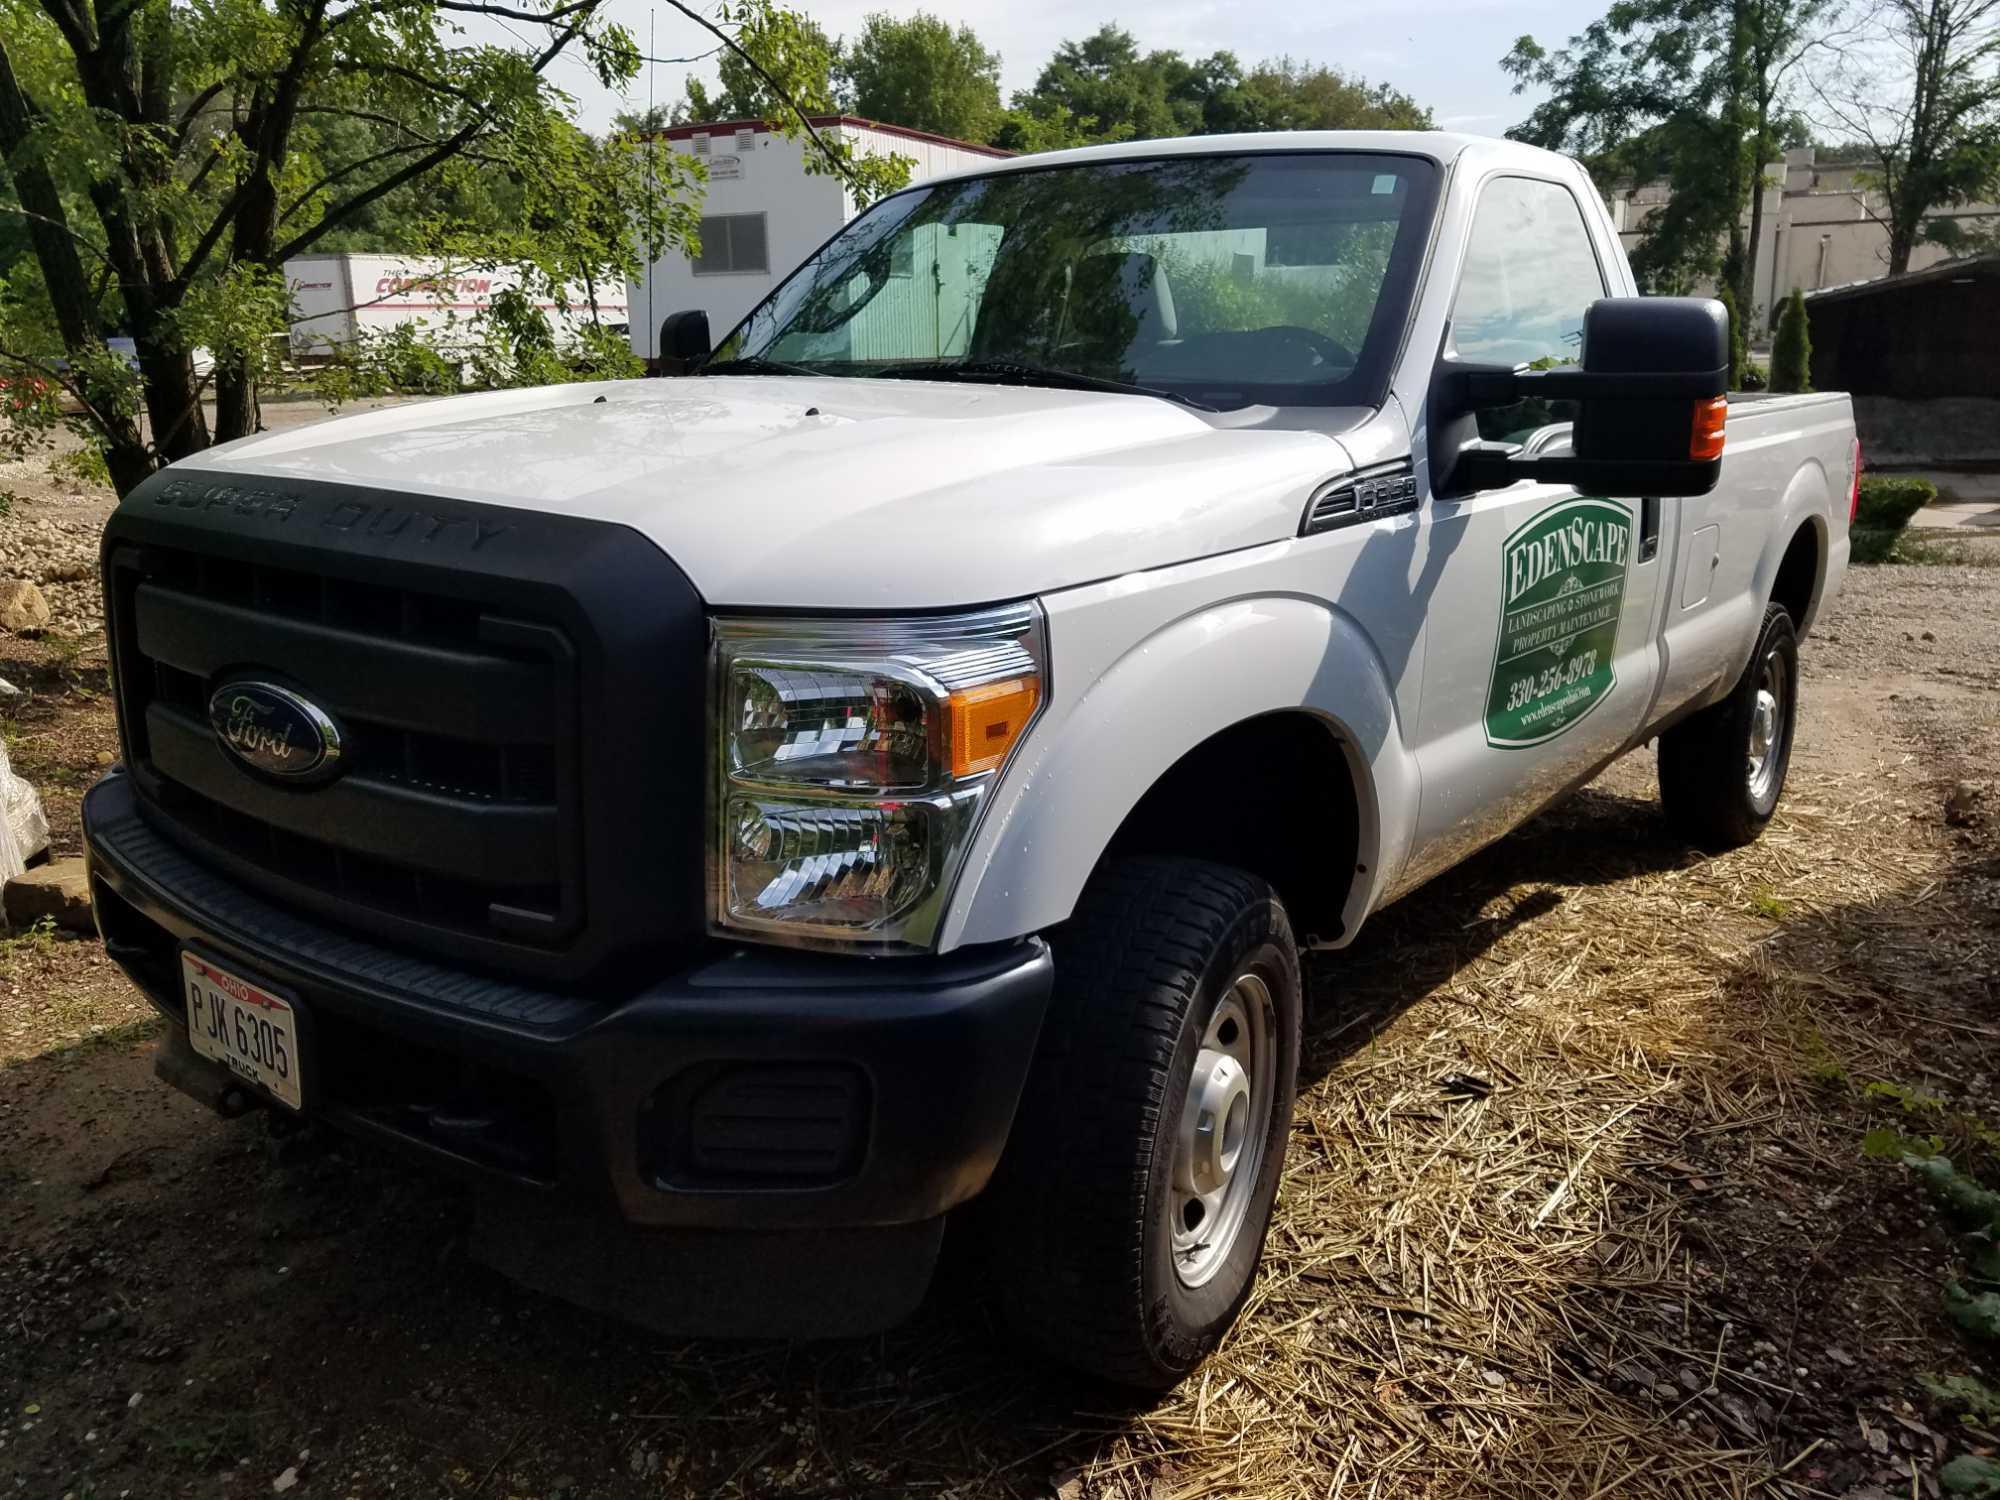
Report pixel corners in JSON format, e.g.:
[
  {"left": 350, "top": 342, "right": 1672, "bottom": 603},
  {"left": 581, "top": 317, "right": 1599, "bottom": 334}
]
[{"left": 208, "top": 682, "right": 344, "bottom": 784}]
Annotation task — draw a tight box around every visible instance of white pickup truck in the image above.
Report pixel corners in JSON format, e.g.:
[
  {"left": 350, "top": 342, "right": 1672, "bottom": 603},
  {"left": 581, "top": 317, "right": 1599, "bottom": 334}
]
[{"left": 85, "top": 131, "right": 1854, "bottom": 1388}]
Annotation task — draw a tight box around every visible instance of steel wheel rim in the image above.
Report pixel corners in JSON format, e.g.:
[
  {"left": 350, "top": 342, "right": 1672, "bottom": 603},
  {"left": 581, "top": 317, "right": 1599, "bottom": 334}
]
[
  {"left": 1170, "top": 971, "right": 1276, "bottom": 1289},
  {"left": 1747, "top": 646, "right": 1789, "bottom": 804}
]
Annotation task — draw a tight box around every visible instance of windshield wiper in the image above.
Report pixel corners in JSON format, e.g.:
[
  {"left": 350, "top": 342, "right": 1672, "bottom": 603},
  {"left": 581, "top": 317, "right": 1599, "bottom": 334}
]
[
  {"left": 698, "top": 355, "right": 823, "bottom": 377},
  {"left": 869, "top": 358, "right": 1215, "bottom": 412}
]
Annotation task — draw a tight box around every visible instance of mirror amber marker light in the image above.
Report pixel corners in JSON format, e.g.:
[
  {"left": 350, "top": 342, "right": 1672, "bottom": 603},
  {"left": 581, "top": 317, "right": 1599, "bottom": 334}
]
[{"left": 1690, "top": 396, "right": 1729, "bottom": 462}]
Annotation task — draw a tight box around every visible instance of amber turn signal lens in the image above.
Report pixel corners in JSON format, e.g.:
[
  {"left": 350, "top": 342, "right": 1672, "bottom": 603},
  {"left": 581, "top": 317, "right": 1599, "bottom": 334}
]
[
  {"left": 1690, "top": 396, "right": 1728, "bottom": 462},
  {"left": 948, "top": 677, "right": 1041, "bottom": 779}
]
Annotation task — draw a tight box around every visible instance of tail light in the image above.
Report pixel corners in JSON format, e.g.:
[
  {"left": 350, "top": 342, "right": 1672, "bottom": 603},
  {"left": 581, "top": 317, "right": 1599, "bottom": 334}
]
[{"left": 1849, "top": 438, "right": 1864, "bottom": 522}]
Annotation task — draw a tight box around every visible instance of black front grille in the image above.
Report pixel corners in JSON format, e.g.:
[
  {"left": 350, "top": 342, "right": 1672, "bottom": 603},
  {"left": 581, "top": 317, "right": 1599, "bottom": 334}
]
[
  {"left": 109, "top": 543, "right": 581, "bottom": 952},
  {"left": 103, "top": 471, "right": 710, "bottom": 986}
]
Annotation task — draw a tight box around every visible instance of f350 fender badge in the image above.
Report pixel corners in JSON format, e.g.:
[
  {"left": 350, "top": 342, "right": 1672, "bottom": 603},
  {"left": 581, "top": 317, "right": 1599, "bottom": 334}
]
[{"left": 208, "top": 682, "right": 345, "bottom": 784}]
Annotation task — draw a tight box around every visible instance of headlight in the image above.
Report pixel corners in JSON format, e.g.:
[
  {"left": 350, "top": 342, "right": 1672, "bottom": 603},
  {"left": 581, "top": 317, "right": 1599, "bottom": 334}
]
[{"left": 711, "top": 603, "right": 1047, "bottom": 947}]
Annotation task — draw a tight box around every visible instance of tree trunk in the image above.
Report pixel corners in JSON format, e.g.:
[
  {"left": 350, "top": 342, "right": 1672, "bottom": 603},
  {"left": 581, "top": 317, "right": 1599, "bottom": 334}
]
[
  {"left": 0, "top": 38, "right": 155, "bottom": 494},
  {"left": 1742, "top": 163, "right": 1767, "bottom": 329},
  {"left": 1887, "top": 220, "right": 1918, "bottom": 275}
]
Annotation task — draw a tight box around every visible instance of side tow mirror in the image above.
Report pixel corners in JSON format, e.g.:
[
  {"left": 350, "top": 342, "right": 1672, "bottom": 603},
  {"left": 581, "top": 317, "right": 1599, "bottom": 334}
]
[
  {"left": 1432, "top": 297, "right": 1730, "bottom": 499},
  {"left": 653, "top": 309, "right": 711, "bottom": 375}
]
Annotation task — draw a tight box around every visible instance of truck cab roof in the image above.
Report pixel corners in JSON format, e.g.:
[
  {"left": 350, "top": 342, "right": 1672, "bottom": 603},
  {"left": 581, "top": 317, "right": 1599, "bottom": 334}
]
[{"left": 920, "top": 130, "right": 1576, "bottom": 189}]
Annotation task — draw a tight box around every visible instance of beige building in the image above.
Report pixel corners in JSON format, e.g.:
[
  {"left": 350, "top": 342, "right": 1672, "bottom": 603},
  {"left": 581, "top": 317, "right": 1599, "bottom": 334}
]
[{"left": 1609, "top": 147, "right": 2000, "bottom": 330}]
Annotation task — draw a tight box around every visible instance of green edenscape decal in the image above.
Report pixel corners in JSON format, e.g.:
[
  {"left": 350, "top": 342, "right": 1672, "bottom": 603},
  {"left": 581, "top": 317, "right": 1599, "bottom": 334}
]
[{"left": 1486, "top": 498, "right": 1633, "bottom": 747}]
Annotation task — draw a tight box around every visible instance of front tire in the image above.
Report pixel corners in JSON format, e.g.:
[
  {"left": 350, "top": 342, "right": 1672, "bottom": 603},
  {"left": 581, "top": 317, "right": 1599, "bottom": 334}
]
[
  {"left": 1658, "top": 602, "right": 1800, "bottom": 850},
  {"left": 988, "top": 857, "right": 1301, "bottom": 1388}
]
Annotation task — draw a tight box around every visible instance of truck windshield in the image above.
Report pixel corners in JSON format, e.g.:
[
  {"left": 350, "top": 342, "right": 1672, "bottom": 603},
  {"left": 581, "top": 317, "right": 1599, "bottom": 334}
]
[{"left": 707, "top": 152, "right": 1441, "bottom": 410}]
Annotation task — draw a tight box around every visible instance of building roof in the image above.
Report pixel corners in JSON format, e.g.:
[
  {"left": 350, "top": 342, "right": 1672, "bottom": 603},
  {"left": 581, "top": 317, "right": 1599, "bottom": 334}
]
[
  {"left": 653, "top": 115, "right": 1012, "bottom": 159},
  {"left": 1804, "top": 254, "right": 2000, "bottom": 306}
]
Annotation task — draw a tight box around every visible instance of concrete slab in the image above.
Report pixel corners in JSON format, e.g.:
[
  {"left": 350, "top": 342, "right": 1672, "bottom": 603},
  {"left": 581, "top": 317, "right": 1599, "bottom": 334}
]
[{"left": 1892, "top": 471, "right": 2000, "bottom": 530}]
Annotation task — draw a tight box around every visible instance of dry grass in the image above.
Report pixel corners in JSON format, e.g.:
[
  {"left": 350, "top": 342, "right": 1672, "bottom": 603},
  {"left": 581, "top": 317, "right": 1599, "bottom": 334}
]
[
  {"left": 5, "top": 570, "right": 1995, "bottom": 1499},
  {"left": 1024, "top": 747, "right": 1992, "bottom": 1499}
]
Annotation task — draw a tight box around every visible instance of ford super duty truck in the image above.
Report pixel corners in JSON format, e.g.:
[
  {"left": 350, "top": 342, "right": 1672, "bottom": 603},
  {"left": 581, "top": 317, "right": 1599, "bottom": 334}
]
[{"left": 84, "top": 131, "right": 1856, "bottom": 1388}]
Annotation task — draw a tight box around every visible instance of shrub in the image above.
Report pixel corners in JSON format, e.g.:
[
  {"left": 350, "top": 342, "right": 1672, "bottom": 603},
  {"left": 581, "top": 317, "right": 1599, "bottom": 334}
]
[
  {"left": 1857, "top": 475, "right": 1936, "bottom": 530},
  {"left": 1851, "top": 475, "right": 1938, "bottom": 564},
  {"left": 1770, "top": 287, "right": 1812, "bottom": 393},
  {"left": 47, "top": 446, "right": 111, "bottom": 488}
]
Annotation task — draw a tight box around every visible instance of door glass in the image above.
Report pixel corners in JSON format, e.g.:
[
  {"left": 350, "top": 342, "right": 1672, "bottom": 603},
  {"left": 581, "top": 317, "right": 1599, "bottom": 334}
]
[{"left": 1449, "top": 177, "right": 1606, "bottom": 441}]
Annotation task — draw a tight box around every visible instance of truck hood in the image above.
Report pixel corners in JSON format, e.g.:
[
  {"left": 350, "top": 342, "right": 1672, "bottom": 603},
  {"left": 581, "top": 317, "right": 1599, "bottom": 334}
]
[{"left": 181, "top": 377, "right": 1362, "bottom": 609}]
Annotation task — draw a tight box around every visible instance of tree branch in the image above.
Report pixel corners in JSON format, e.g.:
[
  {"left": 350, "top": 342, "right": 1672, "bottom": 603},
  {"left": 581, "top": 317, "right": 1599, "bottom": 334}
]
[
  {"left": 0, "top": 342, "right": 119, "bottom": 440},
  {"left": 655, "top": 0, "right": 861, "bottom": 192},
  {"left": 277, "top": 136, "right": 486, "bottom": 225},
  {"left": 173, "top": 81, "right": 228, "bottom": 149},
  {"left": 328, "top": 0, "right": 601, "bottom": 31},
  {"left": 329, "top": 56, "right": 481, "bottom": 103},
  {"left": 0, "top": 205, "right": 111, "bottom": 263},
  {"left": 272, "top": 16, "right": 587, "bottom": 262}
]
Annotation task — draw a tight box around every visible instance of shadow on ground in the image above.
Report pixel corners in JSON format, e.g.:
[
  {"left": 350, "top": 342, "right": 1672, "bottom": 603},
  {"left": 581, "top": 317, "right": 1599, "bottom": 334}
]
[{"left": 4, "top": 783, "right": 1995, "bottom": 1497}]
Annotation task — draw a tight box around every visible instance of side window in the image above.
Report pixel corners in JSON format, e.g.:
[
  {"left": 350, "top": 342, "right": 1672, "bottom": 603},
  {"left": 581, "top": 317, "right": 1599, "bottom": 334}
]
[{"left": 1450, "top": 178, "right": 1606, "bottom": 440}]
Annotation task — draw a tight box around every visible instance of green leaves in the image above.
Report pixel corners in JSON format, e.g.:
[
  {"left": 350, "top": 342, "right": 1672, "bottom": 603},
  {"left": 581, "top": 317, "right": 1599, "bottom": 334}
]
[
  {"left": 1942, "top": 1455, "right": 2000, "bottom": 1498},
  {"left": 1002, "top": 23, "right": 1431, "bottom": 148},
  {"left": 1769, "top": 287, "right": 1811, "bottom": 393},
  {"left": 842, "top": 12, "right": 1003, "bottom": 143}
]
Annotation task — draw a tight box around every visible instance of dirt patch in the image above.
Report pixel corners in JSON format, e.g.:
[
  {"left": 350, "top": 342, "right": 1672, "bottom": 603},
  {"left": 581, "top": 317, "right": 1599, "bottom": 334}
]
[{"left": 3, "top": 526, "right": 1998, "bottom": 1496}]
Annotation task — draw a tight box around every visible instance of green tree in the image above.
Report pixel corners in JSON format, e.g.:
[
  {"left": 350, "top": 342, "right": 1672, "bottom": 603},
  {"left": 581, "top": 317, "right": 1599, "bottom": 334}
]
[
  {"left": 1016, "top": 25, "right": 1219, "bottom": 140},
  {"left": 990, "top": 100, "right": 1126, "bottom": 153},
  {"left": 1236, "top": 59, "right": 1432, "bottom": 132},
  {"left": 1769, "top": 285, "right": 1812, "bottom": 390},
  {"left": 611, "top": 103, "right": 674, "bottom": 137},
  {"left": 1811, "top": 0, "right": 2000, "bottom": 273},
  {"left": 841, "top": 12, "right": 1002, "bottom": 141},
  {"left": 675, "top": 12, "right": 835, "bottom": 123},
  {"left": 1003, "top": 24, "right": 1430, "bottom": 149},
  {"left": 1504, "top": 0, "right": 1831, "bottom": 309},
  {"left": 0, "top": 0, "right": 902, "bottom": 495}
]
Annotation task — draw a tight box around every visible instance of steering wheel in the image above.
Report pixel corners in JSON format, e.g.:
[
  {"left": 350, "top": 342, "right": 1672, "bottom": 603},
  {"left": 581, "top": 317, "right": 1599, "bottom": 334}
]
[{"left": 1247, "top": 325, "right": 1356, "bottom": 369}]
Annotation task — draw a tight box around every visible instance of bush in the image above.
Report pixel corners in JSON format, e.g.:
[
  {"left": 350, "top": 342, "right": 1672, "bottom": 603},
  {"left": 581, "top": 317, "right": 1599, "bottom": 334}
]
[
  {"left": 47, "top": 446, "right": 111, "bottom": 488},
  {"left": 1770, "top": 287, "right": 1812, "bottom": 393},
  {"left": 1857, "top": 475, "right": 1936, "bottom": 529},
  {"left": 1851, "top": 475, "right": 1938, "bottom": 564}
]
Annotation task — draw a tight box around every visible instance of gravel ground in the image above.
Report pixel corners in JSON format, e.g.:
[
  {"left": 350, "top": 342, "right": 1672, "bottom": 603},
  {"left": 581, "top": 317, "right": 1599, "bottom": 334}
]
[{"left": 2, "top": 464, "right": 1998, "bottom": 1497}]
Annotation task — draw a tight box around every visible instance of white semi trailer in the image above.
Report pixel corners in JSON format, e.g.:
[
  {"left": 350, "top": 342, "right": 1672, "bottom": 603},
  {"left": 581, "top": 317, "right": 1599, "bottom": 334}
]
[{"left": 283, "top": 253, "right": 627, "bottom": 355}]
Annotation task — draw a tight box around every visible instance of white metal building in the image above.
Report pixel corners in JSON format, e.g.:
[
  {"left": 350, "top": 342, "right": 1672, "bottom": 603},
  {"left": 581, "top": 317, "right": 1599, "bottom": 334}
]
[
  {"left": 284, "top": 253, "right": 628, "bottom": 355},
  {"left": 627, "top": 116, "right": 1010, "bottom": 360},
  {"left": 1610, "top": 146, "right": 2000, "bottom": 328}
]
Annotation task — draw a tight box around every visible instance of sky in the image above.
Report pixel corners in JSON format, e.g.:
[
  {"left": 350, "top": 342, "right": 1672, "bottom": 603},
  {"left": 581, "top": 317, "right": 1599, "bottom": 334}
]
[{"left": 541, "top": 0, "right": 1606, "bottom": 138}]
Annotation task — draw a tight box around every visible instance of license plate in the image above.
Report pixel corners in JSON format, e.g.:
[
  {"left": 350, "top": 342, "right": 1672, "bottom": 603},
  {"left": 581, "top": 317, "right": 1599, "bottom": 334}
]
[{"left": 181, "top": 953, "right": 303, "bottom": 1111}]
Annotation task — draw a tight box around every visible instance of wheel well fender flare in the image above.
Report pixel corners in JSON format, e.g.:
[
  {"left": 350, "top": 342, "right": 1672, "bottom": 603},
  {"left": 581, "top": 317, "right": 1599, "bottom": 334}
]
[
  {"left": 1753, "top": 462, "right": 1833, "bottom": 641},
  {"left": 940, "top": 595, "right": 1419, "bottom": 950}
]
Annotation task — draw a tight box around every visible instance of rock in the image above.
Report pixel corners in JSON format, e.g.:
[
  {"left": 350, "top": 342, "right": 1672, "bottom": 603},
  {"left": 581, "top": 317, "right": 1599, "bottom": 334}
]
[
  {"left": 0, "top": 579, "right": 50, "bottom": 633},
  {"left": 79, "top": 1309, "right": 119, "bottom": 1335},
  {"left": 4, "top": 857, "right": 93, "bottom": 933},
  {"left": 1946, "top": 782, "right": 1984, "bottom": 827},
  {"left": 271, "top": 1466, "right": 299, "bottom": 1493},
  {"left": 0, "top": 677, "right": 18, "bottom": 697}
]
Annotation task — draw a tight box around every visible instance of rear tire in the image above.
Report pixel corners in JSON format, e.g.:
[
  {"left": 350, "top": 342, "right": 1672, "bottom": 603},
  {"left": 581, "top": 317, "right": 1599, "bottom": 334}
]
[
  {"left": 987, "top": 856, "right": 1301, "bottom": 1389},
  {"left": 1658, "top": 602, "right": 1799, "bottom": 851}
]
